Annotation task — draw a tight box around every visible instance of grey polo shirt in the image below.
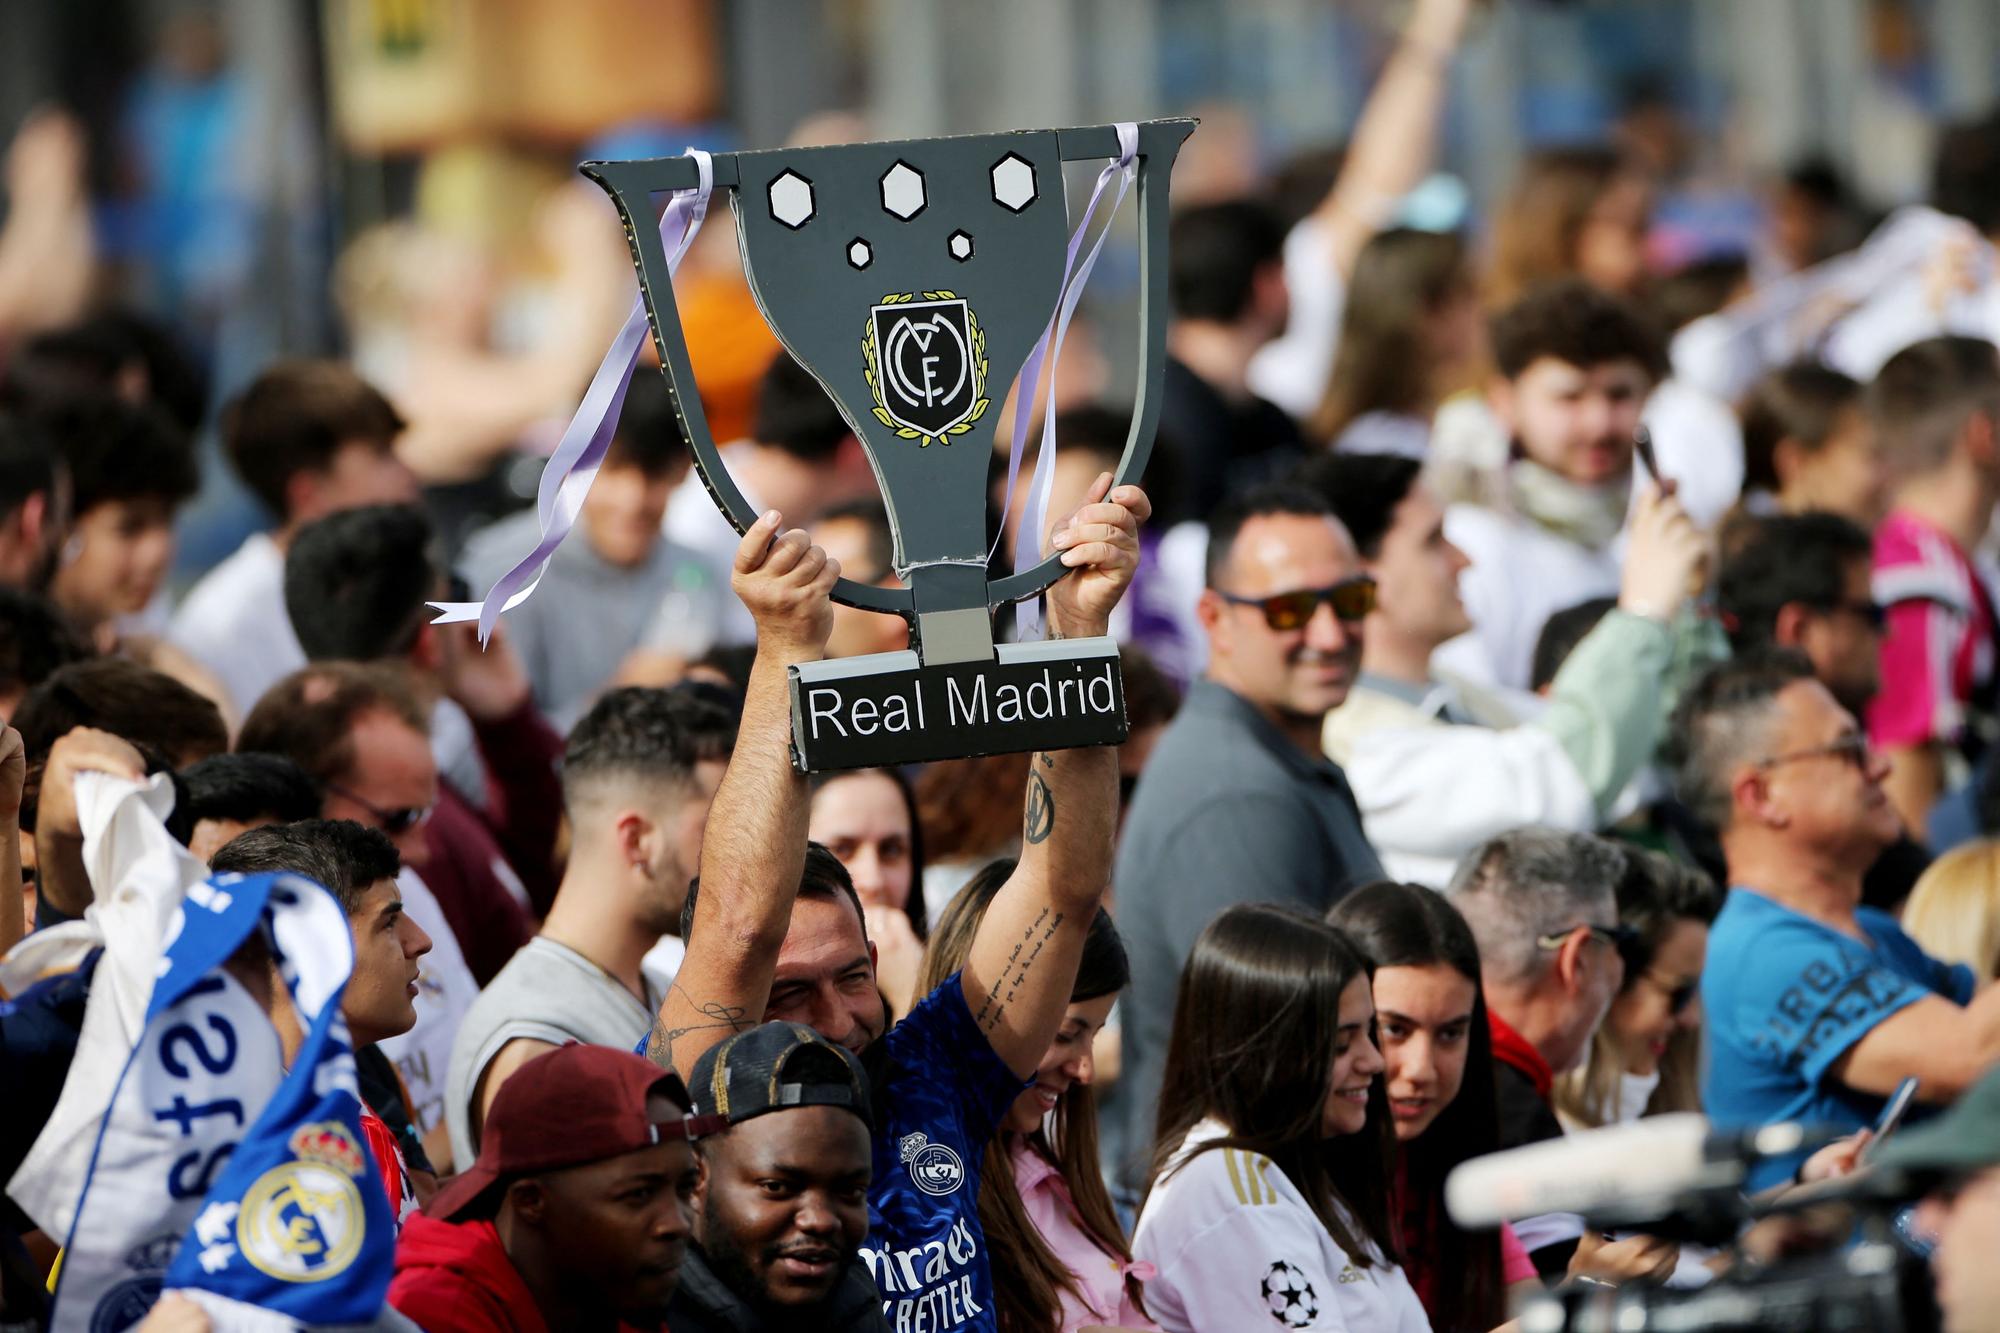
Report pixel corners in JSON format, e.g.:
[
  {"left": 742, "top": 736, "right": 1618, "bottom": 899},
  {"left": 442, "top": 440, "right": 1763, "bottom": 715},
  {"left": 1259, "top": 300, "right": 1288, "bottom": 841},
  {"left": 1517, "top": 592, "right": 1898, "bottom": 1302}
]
[{"left": 1105, "top": 678, "right": 1381, "bottom": 1189}]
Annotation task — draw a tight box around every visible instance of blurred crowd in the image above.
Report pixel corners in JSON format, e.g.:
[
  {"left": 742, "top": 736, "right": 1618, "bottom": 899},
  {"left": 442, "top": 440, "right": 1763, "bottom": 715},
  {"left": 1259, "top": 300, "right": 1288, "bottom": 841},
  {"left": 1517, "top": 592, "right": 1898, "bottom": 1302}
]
[{"left": 12, "top": 0, "right": 2000, "bottom": 1330}]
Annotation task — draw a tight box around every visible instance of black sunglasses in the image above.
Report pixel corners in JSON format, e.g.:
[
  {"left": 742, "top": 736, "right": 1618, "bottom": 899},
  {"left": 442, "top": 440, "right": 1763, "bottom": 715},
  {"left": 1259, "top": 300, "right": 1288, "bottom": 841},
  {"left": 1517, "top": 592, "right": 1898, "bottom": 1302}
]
[
  {"left": 325, "top": 782, "right": 434, "bottom": 836},
  {"left": 1220, "top": 575, "right": 1378, "bottom": 631},
  {"left": 1817, "top": 598, "right": 1887, "bottom": 632},
  {"left": 1645, "top": 969, "right": 1700, "bottom": 1016}
]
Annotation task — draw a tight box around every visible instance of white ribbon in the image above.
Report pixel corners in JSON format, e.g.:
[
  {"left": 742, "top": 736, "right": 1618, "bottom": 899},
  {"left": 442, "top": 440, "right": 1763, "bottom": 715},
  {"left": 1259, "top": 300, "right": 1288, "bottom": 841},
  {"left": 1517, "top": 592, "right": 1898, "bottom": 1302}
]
[
  {"left": 430, "top": 149, "right": 715, "bottom": 643},
  {"left": 995, "top": 123, "right": 1140, "bottom": 640}
]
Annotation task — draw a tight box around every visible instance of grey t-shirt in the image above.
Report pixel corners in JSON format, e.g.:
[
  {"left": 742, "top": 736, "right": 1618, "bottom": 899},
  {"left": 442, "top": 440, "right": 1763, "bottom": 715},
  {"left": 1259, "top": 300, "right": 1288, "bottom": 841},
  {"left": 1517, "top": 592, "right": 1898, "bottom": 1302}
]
[
  {"left": 458, "top": 508, "right": 726, "bottom": 731},
  {"left": 1104, "top": 679, "right": 1381, "bottom": 1190},
  {"left": 444, "top": 936, "right": 663, "bottom": 1166}
]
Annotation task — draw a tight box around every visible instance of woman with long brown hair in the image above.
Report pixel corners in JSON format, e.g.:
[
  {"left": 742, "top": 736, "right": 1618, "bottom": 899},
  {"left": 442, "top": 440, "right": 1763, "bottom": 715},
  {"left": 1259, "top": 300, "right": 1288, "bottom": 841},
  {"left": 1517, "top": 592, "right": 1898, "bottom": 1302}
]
[
  {"left": 917, "top": 859, "right": 1155, "bottom": 1333},
  {"left": 1311, "top": 229, "right": 1483, "bottom": 457},
  {"left": 1134, "top": 903, "right": 1423, "bottom": 1332},
  {"left": 1487, "top": 146, "right": 1651, "bottom": 308}
]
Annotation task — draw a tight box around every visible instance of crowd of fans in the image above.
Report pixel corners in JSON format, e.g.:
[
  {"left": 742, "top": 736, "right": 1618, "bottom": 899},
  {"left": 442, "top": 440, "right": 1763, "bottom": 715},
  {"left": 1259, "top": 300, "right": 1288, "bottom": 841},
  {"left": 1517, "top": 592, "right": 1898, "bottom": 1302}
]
[{"left": 14, "top": 0, "right": 2000, "bottom": 1329}]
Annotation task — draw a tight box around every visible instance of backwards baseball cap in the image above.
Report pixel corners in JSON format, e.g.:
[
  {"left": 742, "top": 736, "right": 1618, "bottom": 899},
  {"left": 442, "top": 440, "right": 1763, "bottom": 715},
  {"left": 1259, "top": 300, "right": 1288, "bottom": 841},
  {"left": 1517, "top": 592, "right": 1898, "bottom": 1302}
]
[
  {"left": 1872, "top": 1066, "right": 2000, "bottom": 1182},
  {"left": 687, "top": 1021, "right": 873, "bottom": 1129},
  {"left": 428, "top": 1043, "right": 725, "bottom": 1221}
]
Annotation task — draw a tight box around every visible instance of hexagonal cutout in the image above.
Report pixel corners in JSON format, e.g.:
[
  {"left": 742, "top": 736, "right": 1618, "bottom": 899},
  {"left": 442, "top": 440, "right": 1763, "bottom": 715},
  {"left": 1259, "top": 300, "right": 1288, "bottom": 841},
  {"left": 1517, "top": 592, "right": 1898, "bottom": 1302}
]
[
  {"left": 767, "top": 170, "right": 814, "bottom": 229},
  {"left": 990, "top": 153, "right": 1037, "bottom": 212},
  {"left": 879, "top": 160, "right": 927, "bottom": 220},
  {"left": 948, "top": 230, "right": 974, "bottom": 262},
  {"left": 847, "top": 237, "right": 873, "bottom": 270}
]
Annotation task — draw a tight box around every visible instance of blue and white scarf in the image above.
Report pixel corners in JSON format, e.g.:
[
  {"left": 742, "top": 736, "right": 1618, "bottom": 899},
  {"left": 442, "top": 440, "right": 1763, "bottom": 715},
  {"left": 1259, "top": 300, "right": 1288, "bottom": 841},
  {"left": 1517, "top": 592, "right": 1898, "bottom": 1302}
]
[{"left": 49, "top": 871, "right": 394, "bottom": 1332}]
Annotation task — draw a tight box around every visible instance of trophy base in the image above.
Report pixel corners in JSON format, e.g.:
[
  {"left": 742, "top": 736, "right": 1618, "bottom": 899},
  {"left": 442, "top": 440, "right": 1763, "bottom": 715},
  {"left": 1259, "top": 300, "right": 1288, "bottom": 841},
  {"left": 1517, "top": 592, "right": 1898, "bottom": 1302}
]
[{"left": 787, "top": 637, "right": 1128, "bottom": 772}]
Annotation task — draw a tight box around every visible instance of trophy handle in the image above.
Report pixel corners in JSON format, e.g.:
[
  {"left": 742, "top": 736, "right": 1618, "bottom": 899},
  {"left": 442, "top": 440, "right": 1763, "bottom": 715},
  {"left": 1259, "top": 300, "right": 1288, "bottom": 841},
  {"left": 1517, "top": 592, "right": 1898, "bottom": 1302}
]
[
  {"left": 985, "top": 117, "right": 1196, "bottom": 607},
  {"left": 581, "top": 156, "right": 915, "bottom": 617}
]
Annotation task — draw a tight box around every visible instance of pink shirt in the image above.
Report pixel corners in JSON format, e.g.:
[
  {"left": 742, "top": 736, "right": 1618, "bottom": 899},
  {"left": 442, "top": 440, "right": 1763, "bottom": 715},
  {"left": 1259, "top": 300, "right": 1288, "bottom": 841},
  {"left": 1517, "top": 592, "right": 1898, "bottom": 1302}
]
[
  {"left": 1010, "top": 1137, "right": 1161, "bottom": 1332},
  {"left": 1870, "top": 508, "right": 1999, "bottom": 752}
]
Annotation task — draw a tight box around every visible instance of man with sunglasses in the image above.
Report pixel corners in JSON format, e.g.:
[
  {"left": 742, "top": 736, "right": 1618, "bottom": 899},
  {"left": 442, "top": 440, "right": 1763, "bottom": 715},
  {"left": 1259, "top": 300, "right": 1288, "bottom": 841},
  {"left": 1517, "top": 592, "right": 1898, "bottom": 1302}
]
[
  {"left": 1309, "top": 450, "right": 1706, "bottom": 886},
  {"left": 1449, "top": 827, "right": 1634, "bottom": 1278},
  {"left": 1108, "top": 482, "right": 1384, "bottom": 1192},
  {"left": 1678, "top": 650, "right": 2000, "bottom": 1193}
]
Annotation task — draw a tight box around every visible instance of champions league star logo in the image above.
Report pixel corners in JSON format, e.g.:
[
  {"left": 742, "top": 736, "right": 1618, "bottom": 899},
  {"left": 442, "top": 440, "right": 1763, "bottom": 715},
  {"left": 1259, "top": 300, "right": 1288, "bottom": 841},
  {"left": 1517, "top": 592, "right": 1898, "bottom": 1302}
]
[{"left": 1260, "top": 1259, "right": 1319, "bottom": 1328}]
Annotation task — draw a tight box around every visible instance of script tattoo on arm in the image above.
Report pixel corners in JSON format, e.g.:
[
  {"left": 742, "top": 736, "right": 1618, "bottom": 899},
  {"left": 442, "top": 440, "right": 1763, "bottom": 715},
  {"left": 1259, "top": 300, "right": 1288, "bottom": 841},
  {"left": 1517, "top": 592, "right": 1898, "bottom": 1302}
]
[
  {"left": 646, "top": 987, "right": 752, "bottom": 1070},
  {"left": 1024, "top": 754, "right": 1056, "bottom": 845},
  {"left": 972, "top": 906, "right": 1065, "bottom": 1035}
]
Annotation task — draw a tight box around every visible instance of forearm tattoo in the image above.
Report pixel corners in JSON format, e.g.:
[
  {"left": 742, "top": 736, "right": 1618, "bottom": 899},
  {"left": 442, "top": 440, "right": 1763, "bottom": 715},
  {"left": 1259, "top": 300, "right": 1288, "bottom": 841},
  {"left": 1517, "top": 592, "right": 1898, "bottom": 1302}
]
[
  {"left": 646, "top": 987, "right": 752, "bottom": 1069},
  {"left": 974, "top": 906, "right": 1065, "bottom": 1034},
  {"left": 1024, "top": 757, "right": 1056, "bottom": 845}
]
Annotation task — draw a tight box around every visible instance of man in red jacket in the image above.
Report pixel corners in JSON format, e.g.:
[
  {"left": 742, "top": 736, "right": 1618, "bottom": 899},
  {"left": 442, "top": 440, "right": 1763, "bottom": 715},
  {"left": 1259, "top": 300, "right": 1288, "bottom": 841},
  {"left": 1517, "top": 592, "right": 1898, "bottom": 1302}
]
[{"left": 389, "top": 1045, "right": 716, "bottom": 1332}]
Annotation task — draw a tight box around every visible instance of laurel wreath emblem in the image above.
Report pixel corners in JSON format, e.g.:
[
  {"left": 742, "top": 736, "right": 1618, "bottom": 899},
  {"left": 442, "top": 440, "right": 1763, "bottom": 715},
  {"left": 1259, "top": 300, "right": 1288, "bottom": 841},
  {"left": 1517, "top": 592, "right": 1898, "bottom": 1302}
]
[{"left": 862, "top": 290, "right": 990, "bottom": 448}]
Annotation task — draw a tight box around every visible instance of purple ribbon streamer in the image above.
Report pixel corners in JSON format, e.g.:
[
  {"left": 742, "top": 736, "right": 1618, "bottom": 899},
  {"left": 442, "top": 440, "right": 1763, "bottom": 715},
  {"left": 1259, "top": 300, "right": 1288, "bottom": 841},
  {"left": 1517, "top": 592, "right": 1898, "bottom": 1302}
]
[
  {"left": 430, "top": 149, "right": 714, "bottom": 643},
  {"left": 997, "top": 122, "right": 1139, "bottom": 640}
]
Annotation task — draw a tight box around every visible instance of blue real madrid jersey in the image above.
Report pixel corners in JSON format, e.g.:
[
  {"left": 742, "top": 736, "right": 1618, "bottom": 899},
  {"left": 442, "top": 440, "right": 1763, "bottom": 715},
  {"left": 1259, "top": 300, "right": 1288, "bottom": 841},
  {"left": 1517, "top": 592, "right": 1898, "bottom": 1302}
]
[{"left": 859, "top": 972, "right": 1029, "bottom": 1333}]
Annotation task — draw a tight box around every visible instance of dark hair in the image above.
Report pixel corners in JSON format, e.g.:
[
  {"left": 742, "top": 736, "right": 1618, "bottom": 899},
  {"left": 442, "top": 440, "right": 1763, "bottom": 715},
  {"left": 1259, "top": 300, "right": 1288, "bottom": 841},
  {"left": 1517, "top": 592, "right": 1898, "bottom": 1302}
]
[
  {"left": 13, "top": 658, "right": 227, "bottom": 766},
  {"left": 752, "top": 353, "right": 851, "bottom": 463},
  {"left": 1149, "top": 904, "right": 1397, "bottom": 1271},
  {"left": 1313, "top": 229, "right": 1470, "bottom": 443},
  {"left": 809, "top": 765, "right": 929, "bottom": 939},
  {"left": 1168, "top": 200, "right": 1287, "bottom": 324},
  {"left": 1651, "top": 255, "right": 1749, "bottom": 335},
  {"left": 917, "top": 858, "right": 1137, "bottom": 1333},
  {"left": 1611, "top": 846, "right": 1721, "bottom": 974},
  {"left": 1051, "top": 405, "right": 1185, "bottom": 540},
  {"left": 680, "top": 842, "right": 868, "bottom": 949},
  {"left": 0, "top": 413, "right": 56, "bottom": 522},
  {"left": 688, "top": 643, "right": 756, "bottom": 700},
  {"left": 606, "top": 370, "right": 689, "bottom": 478},
  {"left": 1740, "top": 362, "right": 1864, "bottom": 494},
  {"left": 39, "top": 394, "right": 197, "bottom": 515},
  {"left": 1933, "top": 107, "right": 2000, "bottom": 236},
  {"left": 1120, "top": 643, "right": 1181, "bottom": 733},
  {"left": 1866, "top": 335, "right": 2000, "bottom": 474},
  {"left": 562, "top": 686, "right": 732, "bottom": 813},
  {"left": 0, "top": 586, "right": 90, "bottom": 701},
  {"left": 284, "top": 504, "right": 435, "bottom": 662},
  {"left": 222, "top": 361, "right": 405, "bottom": 520},
  {"left": 1294, "top": 452, "right": 1423, "bottom": 560},
  {"left": 1489, "top": 279, "right": 1668, "bottom": 382},
  {"left": 1669, "top": 649, "right": 1818, "bottom": 830},
  {"left": 1716, "top": 512, "right": 1874, "bottom": 655},
  {"left": 209, "top": 818, "right": 401, "bottom": 915},
  {"left": 238, "top": 662, "right": 428, "bottom": 784},
  {"left": 180, "top": 752, "right": 323, "bottom": 827},
  {"left": 1329, "top": 883, "right": 1503, "bottom": 1333},
  {"left": 4, "top": 309, "right": 209, "bottom": 435},
  {"left": 816, "top": 499, "right": 894, "bottom": 583},
  {"left": 1529, "top": 596, "right": 1618, "bottom": 693},
  {"left": 1204, "top": 483, "right": 1337, "bottom": 588}
]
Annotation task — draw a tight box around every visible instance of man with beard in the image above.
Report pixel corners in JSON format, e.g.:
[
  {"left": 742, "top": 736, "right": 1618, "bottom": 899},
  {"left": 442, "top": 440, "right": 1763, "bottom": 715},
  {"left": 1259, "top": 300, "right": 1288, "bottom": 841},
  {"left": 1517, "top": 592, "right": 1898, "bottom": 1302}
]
[
  {"left": 1108, "top": 482, "right": 1383, "bottom": 1189},
  {"left": 445, "top": 686, "right": 731, "bottom": 1166},
  {"left": 669, "top": 1022, "right": 884, "bottom": 1333},
  {"left": 1432, "top": 279, "right": 1670, "bottom": 692},
  {"left": 1717, "top": 512, "right": 1883, "bottom": 718},
  {"left": 392, "top": 1045, "right": 708, "bottom": 1332}
]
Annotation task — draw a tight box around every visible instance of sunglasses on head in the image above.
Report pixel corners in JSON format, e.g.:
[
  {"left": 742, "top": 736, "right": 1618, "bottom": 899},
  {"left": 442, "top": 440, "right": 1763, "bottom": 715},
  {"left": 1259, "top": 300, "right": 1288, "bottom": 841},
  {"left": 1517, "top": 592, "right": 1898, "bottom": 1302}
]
[
  {"left": 325, "top": 783, "right": 433, "bottom": 837},
  {"left": 1219, "top": 575, "right": 1378, "bottom": 631}
]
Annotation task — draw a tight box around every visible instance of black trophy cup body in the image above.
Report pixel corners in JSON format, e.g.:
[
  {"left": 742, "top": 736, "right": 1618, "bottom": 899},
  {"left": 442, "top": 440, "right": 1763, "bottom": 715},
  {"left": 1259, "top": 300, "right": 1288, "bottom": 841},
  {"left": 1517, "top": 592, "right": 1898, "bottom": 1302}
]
[{"left": 583, "top": 121, "right": 1193, "bottom": 771}]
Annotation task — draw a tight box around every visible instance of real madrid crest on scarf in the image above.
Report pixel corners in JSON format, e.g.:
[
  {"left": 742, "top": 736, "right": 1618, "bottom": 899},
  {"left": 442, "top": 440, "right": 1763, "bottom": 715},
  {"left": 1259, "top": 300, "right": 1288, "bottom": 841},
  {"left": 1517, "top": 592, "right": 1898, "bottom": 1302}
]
[{"left": 48, "top": 871, "right": 394, "bottom": 1331}]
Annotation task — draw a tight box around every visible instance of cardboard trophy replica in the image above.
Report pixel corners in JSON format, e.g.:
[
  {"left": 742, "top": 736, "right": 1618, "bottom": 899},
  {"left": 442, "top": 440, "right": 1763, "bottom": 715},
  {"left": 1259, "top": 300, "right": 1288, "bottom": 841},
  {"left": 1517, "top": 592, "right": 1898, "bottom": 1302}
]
[{"left": 583, "top": 121, "right": 1193, "bottom": 770}]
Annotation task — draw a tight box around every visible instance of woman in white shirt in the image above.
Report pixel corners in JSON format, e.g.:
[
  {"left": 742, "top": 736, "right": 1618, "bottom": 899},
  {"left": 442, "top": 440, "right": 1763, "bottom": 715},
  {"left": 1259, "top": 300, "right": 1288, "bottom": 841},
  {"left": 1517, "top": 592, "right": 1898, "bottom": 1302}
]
[{"left": 1134, "top": 903, "right": 1430, "bottom": 1332}]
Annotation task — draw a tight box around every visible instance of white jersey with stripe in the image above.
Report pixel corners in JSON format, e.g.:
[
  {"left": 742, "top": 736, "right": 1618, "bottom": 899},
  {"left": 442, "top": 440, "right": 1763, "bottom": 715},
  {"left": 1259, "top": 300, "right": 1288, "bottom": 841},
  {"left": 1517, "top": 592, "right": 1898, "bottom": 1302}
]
[{"left": 1134, "top": 1119, "right": 1431, "bottom": 1333}]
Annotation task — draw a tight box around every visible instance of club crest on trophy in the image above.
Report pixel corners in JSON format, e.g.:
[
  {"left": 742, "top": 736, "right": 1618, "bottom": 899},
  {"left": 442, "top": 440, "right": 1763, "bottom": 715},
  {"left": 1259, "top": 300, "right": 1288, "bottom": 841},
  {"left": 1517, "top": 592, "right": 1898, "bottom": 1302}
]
[{"left": 577, "top": 120, "right": 1194, "bottom": 770}]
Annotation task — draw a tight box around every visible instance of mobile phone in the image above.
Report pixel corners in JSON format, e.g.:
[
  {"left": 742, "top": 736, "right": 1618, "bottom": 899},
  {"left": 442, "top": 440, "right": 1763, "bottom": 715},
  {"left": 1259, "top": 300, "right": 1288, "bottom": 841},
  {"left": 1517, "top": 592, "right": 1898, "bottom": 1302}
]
[{"left": 1863, "top": 1077, "right": 1921, "bottom": 1161}]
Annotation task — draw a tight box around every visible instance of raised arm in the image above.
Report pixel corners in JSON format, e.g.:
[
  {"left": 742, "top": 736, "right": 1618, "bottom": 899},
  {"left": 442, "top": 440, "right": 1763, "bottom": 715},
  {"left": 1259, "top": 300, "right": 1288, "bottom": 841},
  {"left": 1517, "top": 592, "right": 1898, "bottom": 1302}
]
[
  {"left": 1315, "top": 0, "right": 1477, "bottom": 279},
  {"left": 648, "top": 511, "right": 837, "bottom": 1071},
  {"left": 32, "top": 727, "right": 148, "bottom": 921},
  {"left": 961, "top": 477, "right": 1149, "bottom": 1078}
]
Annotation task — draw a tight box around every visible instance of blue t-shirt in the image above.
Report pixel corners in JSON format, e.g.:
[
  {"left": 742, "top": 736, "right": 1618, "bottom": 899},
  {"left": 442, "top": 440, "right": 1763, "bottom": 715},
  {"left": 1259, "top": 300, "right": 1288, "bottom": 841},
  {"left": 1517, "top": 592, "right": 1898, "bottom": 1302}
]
[
  {"left": 1703, "top": 888, "right": 1976, "bottom": 1190},
  {"left": 859, "top": 971, "right": 1029, "bottom": 1333}
]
